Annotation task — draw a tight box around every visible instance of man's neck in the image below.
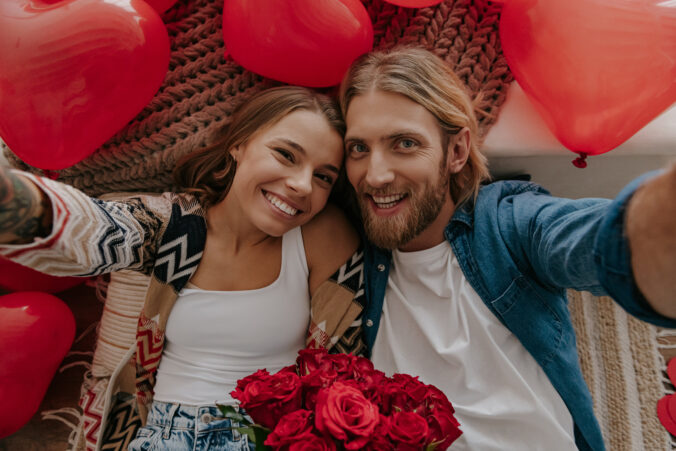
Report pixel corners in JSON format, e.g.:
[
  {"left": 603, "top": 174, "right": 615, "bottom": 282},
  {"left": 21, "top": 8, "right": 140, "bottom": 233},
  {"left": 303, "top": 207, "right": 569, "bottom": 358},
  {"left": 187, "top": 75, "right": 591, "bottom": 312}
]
[{"left": 398, "top": 196, "right": 456, "bottom": 252}]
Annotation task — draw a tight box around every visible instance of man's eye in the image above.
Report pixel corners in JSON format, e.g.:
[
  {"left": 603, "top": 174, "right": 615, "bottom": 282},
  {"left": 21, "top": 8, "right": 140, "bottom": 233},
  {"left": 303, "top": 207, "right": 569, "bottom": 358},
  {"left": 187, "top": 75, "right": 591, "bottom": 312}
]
[
  {"left": 348, "top": 143, "right": 367, "bottom": 155},
  {"left": 275, "top": 148, "right": 294, "bottom": 162},
  {"left": 398, "top": 138, "right": 417, "bottom": 149}
]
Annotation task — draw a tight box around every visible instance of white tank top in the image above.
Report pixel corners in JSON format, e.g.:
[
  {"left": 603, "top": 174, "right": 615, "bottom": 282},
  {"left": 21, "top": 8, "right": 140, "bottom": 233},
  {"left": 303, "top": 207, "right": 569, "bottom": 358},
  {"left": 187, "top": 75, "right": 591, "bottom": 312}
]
[{"left": 153, "top": 226, "right": 310, "bottom": 405}]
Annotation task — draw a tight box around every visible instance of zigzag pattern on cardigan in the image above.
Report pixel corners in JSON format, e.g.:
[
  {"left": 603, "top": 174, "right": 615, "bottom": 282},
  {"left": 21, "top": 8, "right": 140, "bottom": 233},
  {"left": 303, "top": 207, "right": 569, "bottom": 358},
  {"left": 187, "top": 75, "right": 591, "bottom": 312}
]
[{"left": 100, "top": 394, "right": 141, "bottom": 451}]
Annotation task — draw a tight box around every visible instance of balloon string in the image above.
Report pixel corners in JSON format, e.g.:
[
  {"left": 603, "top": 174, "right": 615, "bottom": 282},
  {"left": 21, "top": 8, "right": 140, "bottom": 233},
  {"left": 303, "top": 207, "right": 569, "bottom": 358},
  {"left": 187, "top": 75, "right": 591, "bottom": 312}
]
[{"left": 572, "top": 153, "right": 588, "bottom": 169}]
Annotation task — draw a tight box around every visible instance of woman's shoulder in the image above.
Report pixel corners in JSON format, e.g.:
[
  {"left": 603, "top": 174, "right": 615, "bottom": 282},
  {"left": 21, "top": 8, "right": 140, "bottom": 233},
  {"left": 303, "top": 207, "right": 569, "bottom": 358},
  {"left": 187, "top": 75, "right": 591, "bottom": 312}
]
[{"left": 301, "top": 203, "right": 360, "bottom": 273}]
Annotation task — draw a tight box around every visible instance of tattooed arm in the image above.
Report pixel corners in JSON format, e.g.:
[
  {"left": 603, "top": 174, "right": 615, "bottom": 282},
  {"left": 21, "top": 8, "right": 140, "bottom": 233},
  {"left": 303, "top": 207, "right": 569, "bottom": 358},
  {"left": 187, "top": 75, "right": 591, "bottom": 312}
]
[{"left": 0, "top": 165, "right": 53, "bottom": 244}]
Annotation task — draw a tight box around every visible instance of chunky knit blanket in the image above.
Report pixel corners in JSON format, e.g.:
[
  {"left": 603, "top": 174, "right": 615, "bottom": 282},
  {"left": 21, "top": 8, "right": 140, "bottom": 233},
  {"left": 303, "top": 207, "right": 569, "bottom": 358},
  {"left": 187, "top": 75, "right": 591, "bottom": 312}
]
[{"left": 3, "top": 0, "right": 511, "bottom": 196}]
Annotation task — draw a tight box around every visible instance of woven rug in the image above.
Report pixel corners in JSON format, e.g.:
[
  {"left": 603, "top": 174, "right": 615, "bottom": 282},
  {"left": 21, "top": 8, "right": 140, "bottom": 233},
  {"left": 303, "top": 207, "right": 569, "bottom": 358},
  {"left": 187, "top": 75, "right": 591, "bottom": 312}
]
[
  {"left": 2, "top": 0, "right": 512, "bottom": 196},
  {"left": 568, "top": 290, "right": 673, "bottom": 450}
]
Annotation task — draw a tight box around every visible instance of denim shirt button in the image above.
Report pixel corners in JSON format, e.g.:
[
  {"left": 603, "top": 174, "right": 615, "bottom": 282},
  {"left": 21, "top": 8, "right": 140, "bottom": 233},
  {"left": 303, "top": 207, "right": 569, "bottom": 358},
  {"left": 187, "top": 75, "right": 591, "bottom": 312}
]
[
  {"left": 366, "top": 319, "right": 374, "bottom": 327},
  {"left": 377, "top": 264, "right": 385, "bottom": 272}
]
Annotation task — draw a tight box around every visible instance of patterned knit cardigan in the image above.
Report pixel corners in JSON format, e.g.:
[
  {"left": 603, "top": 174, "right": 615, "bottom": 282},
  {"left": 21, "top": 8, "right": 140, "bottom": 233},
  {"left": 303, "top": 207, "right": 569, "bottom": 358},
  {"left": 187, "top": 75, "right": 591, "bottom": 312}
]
[{"left": 0, "top": 171, "right": 367, "bottom": 451}]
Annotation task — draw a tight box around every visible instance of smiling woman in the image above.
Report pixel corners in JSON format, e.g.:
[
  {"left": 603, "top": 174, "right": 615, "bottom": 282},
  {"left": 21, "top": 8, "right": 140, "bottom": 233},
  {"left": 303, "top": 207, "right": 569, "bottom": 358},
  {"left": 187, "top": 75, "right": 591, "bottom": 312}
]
[{"left": 0, "top": 86, "right": 360, "bottom": 451}]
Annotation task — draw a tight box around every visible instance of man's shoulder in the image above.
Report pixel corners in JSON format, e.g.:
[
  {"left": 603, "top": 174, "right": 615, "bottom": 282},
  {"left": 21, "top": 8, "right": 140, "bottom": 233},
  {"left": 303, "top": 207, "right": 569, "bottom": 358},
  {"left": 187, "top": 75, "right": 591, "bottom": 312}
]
[{"left": 478, "top": 179, "right": 551, "bottom": 199}]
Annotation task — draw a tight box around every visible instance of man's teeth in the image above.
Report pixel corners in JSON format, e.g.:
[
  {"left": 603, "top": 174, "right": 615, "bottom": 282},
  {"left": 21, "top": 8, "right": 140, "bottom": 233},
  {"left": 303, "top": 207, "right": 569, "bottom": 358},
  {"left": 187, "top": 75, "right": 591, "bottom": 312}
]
[
  {"left": 265, "top": 192, "right": 298, "bottom": 215},
  {"left": 372, "top": 194, "right": 405, "bottom": 209}
]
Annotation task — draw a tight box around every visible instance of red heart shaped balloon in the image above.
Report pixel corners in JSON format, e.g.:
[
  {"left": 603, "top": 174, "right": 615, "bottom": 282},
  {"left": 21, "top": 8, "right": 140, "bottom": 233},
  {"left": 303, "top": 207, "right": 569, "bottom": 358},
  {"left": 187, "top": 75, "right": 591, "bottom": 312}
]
[
  {"left": 0, "top": 256, "right": 84, "bottom": 293},
  {"left": 0, "top": 292, "right": 75, "bottom": 438},
  {"left": 384, "top": 0, "right": 442, "bottom": 6},
  {"left": 143, "top": 0, "right": 177, "bottom": 14},
  {"left": 500, "top": 0, "right": 676, "bottom": 157},
  {"left": 223, "top": 0, "right": 374, "bottom": 87},
  {"left": 0, "top": 0, "right": 170, "bottom": 170}
]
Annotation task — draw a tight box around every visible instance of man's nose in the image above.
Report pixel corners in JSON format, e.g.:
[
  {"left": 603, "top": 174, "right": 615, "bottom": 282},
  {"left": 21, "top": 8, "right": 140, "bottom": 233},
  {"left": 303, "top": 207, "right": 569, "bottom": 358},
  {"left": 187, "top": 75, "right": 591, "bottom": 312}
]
[{"left": 364, "top": 149, "right": 395, "bottom": 188}]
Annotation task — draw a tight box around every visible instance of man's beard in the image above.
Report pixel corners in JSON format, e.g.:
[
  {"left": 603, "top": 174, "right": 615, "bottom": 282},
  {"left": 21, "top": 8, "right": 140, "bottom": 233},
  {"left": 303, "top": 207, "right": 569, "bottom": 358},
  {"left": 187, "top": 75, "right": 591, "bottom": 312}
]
[{"left": 358, "top": 175, "right": 449, "bottom": 250}]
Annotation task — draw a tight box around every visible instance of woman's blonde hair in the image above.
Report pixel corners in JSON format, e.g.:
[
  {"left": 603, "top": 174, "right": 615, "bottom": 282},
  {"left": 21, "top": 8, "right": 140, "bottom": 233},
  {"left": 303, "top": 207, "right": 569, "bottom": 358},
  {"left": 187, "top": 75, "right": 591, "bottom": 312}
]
[
  {"left": 339, "top": 47, "right": 490, "bottom": 206},
  {"left": 173, "top": 86, "right": 345, "bottom": 208}
]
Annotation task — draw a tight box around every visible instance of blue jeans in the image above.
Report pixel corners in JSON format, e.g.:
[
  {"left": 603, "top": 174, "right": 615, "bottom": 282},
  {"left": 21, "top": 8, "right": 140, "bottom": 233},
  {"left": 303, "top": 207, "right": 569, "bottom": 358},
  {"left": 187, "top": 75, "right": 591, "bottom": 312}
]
[{"left": 128, "top": 400, "right": 255, "bottom": 451}]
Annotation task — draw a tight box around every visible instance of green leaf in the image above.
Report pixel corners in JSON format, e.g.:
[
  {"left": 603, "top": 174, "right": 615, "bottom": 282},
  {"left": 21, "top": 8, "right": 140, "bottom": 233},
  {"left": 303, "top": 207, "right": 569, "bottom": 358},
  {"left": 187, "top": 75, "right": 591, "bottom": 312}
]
[
  {"left": 216, "top": 404, "right": 249, "bottom": 425},
  {"left": 425, "top": 440, "right": 443, "bottom": 451},
  {"left": 252, "top": 424, "right": 271, "bottom": 450}
]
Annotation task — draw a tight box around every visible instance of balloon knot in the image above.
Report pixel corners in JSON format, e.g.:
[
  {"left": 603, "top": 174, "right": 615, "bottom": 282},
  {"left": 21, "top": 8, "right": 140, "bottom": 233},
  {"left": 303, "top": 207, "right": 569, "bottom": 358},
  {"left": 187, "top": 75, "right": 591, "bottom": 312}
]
[
  {"left": 572, "top": 153, "right": 588, "bottom": 169},
  {"left": 42, "top": 170, "right": 59, "bottom": 180}
]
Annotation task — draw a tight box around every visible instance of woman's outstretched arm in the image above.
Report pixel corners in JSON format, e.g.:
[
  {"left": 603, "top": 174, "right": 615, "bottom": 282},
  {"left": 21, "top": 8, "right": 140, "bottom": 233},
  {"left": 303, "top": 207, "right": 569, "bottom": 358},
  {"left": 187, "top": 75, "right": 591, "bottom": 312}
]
[
  {"left": 0, "top": 164, "right": 52, "bottom": 244},
  {"left": 0, "top": 165, "right": 174, "bottom": 277}
]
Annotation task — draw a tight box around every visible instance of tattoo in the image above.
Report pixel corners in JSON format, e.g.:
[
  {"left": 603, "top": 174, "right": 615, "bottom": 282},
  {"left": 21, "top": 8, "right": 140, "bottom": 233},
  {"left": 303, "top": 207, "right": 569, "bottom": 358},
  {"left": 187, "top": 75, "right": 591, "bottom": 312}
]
[
  {"left": 0, "top": 171, "right": 49, "bottom": 244},
  {"left": 0, "top": 166, "right": 13, "bottom": 205}
]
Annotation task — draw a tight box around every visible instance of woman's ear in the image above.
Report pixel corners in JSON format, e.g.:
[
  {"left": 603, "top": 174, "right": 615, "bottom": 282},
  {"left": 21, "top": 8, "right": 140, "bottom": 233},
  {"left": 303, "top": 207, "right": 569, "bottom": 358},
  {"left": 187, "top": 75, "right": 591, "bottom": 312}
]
[
  {"left": 229, "top": 145, "right": 241, "bottom": 163},
  {"left": 446, "top": 127, "right": 470, "bottom": 174}
]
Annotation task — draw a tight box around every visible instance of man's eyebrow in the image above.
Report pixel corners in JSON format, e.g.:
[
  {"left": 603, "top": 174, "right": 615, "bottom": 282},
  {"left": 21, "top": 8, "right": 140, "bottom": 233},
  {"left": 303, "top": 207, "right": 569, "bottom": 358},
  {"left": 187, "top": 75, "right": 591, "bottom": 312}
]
[
  {"left": 345, "top": 131, "right": 425, "bottom": 143},
  {"left": 386, "top": 131, "right": 425, "bottom": 140},
  {"left": 277, "top": 138, "right": 340, "bottom": 174}
]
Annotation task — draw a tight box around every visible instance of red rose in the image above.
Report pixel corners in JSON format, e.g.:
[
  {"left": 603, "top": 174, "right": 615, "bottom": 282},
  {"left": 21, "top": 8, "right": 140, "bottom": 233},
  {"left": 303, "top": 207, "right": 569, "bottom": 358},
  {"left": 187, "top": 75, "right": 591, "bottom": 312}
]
[
  {"left": 426, "top": 408, "right": 463, "bottom": 449},
  {"left": 315, "top": 382, "right": 380, "bottom": 450},
  {"left": 287, "top": 434, "right": 336, "bottom": 451},
  {"left": 231, "top": 369, "right": 302, "bottom": 429},
  {"left": 350, "top": 361, "right": 387, "bottom": 405},
  {"left": 233, "top": 369, "right": 270, "bottom": 393},
  {"left": 301, "top": 368, "right": 339, "bottom": 410},
  {"left": 380, "top": 374, "right": 428, "bottom": 414},
  {"left": 297, "top": 348, "right": 330, "bottom": 376},
  {"left": 364, "top": 414, "right": 391, "bottom": 451},
  {"left": 388, "top": 411, "right": 429, "bottom": 449},
  {"left": 325, "top": 352, "right": 356, "bottom": 377},
  {"left": 265, "top": 410, "right": 315, "bottom": 449},
  {"left": 422, "top": 385, "right": 455, "bottom": 414}
]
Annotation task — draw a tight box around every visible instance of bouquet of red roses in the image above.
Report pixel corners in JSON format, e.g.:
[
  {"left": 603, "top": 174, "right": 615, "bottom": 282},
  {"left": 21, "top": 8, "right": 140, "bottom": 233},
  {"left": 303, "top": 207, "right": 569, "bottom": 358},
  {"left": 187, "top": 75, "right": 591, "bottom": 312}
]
[{"left": 218, "top": 348, "right": 462, "bottom": 450}]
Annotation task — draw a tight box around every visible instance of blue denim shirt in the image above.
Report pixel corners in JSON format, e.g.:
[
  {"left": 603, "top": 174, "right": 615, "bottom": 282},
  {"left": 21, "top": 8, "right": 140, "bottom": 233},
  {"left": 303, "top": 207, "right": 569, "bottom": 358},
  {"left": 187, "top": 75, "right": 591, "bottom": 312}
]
[{"left": 361, "top": 174, "right": 676, "bottom": 451}]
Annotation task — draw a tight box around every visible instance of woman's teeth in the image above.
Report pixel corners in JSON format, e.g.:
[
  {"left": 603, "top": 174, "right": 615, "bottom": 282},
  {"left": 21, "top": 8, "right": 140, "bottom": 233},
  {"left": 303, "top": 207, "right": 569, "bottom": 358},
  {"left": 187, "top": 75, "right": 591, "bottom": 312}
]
[{"left": 265, "top": 192, "right": 298, "bottom": 215}]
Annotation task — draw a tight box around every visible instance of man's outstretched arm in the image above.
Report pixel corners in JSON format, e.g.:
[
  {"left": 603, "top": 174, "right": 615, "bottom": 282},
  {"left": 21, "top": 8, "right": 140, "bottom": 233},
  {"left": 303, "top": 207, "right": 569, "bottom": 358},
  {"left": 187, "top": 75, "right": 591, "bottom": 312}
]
[{"left": 626, "top": 163, "right": 676, "bottom": 318}]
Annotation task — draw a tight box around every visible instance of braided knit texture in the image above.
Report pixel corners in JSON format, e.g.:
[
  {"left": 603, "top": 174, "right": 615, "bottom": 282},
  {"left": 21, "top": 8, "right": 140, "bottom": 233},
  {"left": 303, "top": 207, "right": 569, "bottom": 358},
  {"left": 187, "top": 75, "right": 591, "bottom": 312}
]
[{"left": 3, "top": 0, "right": 512, "bottom": 196}]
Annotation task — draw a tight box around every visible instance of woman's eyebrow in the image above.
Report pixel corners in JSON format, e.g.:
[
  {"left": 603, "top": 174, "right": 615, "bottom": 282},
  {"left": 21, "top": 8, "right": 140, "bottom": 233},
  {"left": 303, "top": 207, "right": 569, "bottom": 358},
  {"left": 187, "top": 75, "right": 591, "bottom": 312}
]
[{"left": 276, "top": 138, "right": 340, "bottom": 174}]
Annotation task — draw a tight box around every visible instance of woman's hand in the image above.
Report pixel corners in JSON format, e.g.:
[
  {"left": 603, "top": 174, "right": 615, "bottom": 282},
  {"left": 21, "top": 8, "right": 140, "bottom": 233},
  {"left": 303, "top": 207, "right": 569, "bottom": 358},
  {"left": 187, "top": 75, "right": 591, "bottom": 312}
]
[
  {"left": 0, "top": 165, "right": 52, "bottom": 244},
  {"left": 626, "top": 163, "right": 676, "bottom": 318}
]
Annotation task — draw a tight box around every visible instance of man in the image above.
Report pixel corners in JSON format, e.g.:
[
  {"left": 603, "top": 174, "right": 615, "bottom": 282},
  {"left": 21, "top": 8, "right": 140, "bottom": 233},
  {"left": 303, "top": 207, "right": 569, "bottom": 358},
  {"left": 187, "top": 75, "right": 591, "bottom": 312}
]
[{"left": 336, "top": 47, "right": 676, "bottom": 450}]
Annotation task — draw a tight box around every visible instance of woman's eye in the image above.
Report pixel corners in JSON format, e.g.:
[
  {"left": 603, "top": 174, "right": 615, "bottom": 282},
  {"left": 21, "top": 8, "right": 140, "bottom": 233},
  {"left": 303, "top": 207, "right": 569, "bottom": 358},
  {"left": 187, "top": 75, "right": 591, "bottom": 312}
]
[
  {"left": 314, "top": 173, "right": 335, "bottom": 185},
  {"left": 275, "top": 148, "right": 294, "bottom": 162}
]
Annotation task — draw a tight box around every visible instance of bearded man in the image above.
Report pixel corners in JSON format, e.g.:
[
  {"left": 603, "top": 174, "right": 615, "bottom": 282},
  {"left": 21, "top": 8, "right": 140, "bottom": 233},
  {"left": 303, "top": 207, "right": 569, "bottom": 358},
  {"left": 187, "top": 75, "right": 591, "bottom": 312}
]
[{"left": 336, "top": 47, "right": 676, "bottom": 451}]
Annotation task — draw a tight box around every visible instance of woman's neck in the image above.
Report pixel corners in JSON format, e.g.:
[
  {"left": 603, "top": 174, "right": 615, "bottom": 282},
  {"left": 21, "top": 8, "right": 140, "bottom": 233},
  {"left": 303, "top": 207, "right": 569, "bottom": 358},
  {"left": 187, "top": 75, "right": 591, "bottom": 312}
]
[{"left": 206, "top": 195, "right": 273, "bottom": 253}]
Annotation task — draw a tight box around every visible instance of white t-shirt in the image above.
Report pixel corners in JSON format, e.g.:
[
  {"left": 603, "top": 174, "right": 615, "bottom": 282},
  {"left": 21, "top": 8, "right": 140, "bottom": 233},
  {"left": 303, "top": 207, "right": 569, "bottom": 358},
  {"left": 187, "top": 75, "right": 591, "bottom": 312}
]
[{"left": 371, "top": 241, "right": 576, "bottom": 450}]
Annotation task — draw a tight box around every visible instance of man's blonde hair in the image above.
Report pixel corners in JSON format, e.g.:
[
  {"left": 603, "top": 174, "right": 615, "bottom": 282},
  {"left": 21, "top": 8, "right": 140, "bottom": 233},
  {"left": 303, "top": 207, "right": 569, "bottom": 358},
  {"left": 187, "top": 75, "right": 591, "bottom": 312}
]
[{"left": 339, "top": 47, "right": 490, "bottom": 206}]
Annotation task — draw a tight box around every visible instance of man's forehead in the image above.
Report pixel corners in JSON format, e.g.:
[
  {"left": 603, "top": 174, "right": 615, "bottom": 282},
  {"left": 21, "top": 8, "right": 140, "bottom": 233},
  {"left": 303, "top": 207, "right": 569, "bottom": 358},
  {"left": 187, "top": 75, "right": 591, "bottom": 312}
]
[{"left": 345, "top": 90, "right": 439, "bottom": 140}]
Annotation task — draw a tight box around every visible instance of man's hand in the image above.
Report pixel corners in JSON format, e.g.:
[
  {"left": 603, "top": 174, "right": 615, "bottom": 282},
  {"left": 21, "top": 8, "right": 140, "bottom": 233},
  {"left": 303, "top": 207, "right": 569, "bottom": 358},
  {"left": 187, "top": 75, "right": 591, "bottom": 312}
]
[
  {"left": 0, "top": 165, "right": 52, "bottom": 244},
  {"left": 626, "top": 163, "right": 676, "bottom": 318}
]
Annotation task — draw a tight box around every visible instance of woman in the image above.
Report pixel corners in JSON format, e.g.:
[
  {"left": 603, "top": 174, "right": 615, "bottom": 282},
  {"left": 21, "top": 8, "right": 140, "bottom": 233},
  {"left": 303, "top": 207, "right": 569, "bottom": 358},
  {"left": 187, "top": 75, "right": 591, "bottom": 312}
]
[{"left": 0, "top": 86, "right": 360, "bottom": 450}]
